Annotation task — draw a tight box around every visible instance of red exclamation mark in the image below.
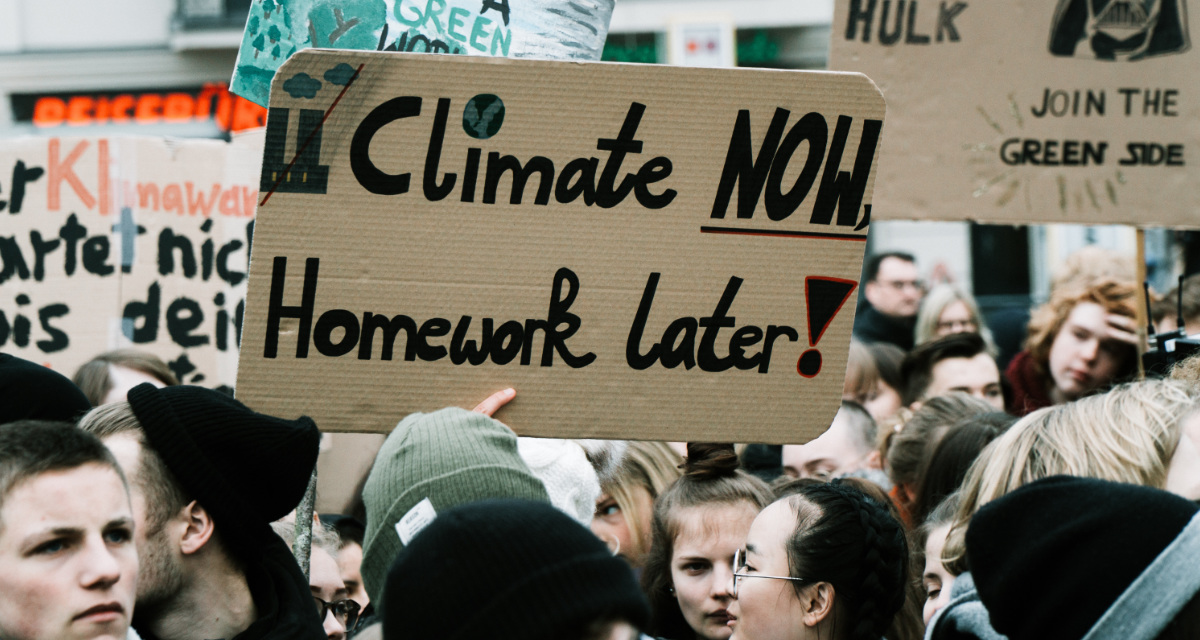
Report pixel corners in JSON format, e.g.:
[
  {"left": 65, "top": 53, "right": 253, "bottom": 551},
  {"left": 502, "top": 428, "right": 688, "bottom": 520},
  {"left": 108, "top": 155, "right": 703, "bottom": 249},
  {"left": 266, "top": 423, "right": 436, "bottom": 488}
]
[{"left": 797, "top": 276, "right": 858, "bottom": 378}]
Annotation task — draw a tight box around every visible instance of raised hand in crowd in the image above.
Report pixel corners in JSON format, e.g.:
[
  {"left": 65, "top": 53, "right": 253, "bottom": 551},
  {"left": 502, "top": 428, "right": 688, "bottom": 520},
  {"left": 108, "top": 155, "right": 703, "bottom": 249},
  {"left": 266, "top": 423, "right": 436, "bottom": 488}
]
[{"left": 1006, "top": 279, "right": 1140, "bottom": 414}]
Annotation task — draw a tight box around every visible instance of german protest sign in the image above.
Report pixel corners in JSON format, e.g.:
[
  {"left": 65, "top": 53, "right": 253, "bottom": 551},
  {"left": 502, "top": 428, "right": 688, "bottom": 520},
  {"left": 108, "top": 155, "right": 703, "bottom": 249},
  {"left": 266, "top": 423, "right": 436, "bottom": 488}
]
[
  {"left": 0, "top": 135, "right": 262, "bottom": 388},
  {"left": 829, "top": 0, "right": 1200, "bottom": 228},
  {"left": 235, "top": 50, "right": 884, "bottom": 444}
]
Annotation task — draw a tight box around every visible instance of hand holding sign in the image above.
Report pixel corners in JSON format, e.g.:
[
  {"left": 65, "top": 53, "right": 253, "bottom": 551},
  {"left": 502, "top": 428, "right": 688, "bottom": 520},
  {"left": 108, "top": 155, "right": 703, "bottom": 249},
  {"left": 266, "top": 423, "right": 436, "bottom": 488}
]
[
  {"left": 472, "top": 387, "right": 516, "bottom": 417},
  {"left": 236, "top": 51, "right": 885, "bottom": 444}
]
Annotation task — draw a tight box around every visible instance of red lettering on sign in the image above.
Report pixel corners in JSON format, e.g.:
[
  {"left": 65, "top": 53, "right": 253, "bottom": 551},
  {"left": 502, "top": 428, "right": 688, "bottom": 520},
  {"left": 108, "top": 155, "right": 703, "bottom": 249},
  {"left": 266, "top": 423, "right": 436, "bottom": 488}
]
[{"left": 47, "top": 139, "right": 96, "bottom": 211}]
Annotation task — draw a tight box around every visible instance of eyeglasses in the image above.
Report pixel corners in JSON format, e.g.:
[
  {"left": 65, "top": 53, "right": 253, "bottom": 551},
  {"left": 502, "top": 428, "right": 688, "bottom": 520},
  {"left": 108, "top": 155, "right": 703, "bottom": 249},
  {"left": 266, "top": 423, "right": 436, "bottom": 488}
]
[
  {"left": 313, "top": 596, "right": 361, "bottom": 629},
  {"left": 731, "top": 548, "right": 811, "bottom": 599}
]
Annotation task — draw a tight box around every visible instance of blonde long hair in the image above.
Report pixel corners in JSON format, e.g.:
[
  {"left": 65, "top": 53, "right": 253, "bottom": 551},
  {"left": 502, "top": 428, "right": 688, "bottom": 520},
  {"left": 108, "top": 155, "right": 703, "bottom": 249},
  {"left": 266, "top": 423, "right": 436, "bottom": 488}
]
[
  {"left": 913, "top": 285, "right": 996, "bottom": 353},
  {"left": 943, "top": 379, "right": 1197, "bottom": 574},
  {"left": 603, "top": 441, "right": 682, "bottom": 564}
]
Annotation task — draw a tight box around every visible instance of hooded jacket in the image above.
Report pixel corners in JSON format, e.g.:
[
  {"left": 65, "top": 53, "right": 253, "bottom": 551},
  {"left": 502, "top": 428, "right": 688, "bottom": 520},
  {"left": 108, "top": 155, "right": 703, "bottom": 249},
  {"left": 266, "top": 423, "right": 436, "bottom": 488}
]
[{"left": 924, "top": 573, "right": 1006, "bottom": 640}]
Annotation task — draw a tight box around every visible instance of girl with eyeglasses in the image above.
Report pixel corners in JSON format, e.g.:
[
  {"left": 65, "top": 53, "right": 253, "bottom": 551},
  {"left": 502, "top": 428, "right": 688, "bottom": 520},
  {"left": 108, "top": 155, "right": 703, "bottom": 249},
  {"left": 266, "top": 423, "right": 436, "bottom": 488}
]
[
  {"left": 642, "top": 444, "right": 773, "bottom": 640},
  {"left": 727, "top": 481, "right": 909, "bottom": 640},
  {"left": 912, "top": 285, "right": 996, "bottom": 352},
  {"left": 271, "top": 520, "right": 361, "bottom": 639}
]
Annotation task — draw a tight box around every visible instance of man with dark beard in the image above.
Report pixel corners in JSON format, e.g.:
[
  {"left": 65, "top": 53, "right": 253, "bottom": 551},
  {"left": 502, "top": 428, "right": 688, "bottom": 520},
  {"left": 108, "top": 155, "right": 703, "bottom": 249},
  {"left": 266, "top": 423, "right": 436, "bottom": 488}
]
[{"left": 79, "top": 384, "right": 324, "bottom": 640}]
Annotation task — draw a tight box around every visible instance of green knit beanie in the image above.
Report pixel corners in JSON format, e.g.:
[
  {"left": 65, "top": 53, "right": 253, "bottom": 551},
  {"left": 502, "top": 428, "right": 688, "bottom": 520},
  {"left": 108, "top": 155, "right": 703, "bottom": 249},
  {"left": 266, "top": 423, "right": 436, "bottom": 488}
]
[{"left": 361, "top": 407, "right": 550, "bottom": 603}]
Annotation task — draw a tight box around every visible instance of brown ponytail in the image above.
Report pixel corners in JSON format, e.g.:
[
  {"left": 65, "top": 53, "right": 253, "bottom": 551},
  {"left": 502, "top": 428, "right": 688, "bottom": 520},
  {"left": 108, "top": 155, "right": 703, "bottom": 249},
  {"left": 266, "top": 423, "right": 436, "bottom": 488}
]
[{"left": 682, "top": 442, "right": 739, "bottom": 479}]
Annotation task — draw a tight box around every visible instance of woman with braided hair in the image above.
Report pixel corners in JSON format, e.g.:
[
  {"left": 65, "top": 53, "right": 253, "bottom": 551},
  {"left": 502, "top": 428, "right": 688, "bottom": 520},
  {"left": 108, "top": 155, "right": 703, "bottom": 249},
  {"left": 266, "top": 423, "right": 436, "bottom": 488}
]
[{"left": 727, "top": 480, "right": 910, "bottom": 640}]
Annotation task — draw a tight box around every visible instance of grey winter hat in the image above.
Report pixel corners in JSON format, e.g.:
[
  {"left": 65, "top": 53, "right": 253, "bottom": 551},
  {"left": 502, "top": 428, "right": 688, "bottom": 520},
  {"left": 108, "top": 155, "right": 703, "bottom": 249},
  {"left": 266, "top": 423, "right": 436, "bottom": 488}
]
[{"left": 360, "top": 407, "right": 550, "bottom": 603}]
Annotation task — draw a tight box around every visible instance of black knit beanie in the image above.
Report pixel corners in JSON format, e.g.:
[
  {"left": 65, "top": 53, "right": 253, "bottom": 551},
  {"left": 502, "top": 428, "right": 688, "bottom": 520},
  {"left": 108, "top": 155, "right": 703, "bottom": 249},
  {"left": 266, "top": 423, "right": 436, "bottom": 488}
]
[
  {"left": 381, "top": 498, "right": 650, "bottom": 640},
  {"left": 967, "top": 475, "right": 1200, "bottom": 640},
  {"left": 126, "top": 383, "right": 320, "bottom": 551},
  {"left": 0, "top": 353, "right": 90, "bottom": 423}
]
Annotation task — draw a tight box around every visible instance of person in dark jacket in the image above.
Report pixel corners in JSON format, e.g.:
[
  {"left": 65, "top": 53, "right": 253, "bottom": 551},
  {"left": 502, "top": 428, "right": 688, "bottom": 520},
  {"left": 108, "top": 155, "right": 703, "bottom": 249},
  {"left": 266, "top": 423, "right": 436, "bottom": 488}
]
[
  {"left": 853, "top": 252, "right": 923, "bottom": 352},
  {"left": 78, "top": 384, "right": 325, "bottom": 640}
]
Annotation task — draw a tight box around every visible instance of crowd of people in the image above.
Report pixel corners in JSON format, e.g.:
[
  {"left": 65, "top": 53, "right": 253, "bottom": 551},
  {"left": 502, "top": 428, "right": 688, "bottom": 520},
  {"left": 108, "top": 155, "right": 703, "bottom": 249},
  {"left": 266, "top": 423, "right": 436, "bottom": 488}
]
[{"left": 2, "top": 247, "right": 1200, "bottom": 640}]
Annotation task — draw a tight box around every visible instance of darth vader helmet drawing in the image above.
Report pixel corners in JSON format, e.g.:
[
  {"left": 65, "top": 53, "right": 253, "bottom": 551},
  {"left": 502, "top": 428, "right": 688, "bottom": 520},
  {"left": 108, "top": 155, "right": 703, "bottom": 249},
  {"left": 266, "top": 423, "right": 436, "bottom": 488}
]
[{"left": 1049, "top": 0, "right": 1190, "bottom": 60}]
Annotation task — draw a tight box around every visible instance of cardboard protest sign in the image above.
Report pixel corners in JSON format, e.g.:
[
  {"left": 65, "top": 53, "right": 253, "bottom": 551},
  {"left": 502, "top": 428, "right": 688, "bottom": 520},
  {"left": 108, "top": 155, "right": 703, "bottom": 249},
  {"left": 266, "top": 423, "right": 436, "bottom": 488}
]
[
  {"left": 235, "top": 50, "right": 884, "bottom": 444},
  {"left": 231, "top": 0, "right": 615, "bottom": 107},
  {"left": 0, "top": 135, "right": 262, "bottom": 388},
  {"left": 829, "top": 0, "right": 1200, "bottom": 228}
]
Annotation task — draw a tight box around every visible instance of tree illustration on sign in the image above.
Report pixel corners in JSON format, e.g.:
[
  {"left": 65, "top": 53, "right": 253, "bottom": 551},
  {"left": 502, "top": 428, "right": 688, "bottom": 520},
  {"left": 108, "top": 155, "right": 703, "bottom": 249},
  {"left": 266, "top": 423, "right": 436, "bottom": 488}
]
[
  {"left": 246, "top": 0, "right": 295, "bottom": 60},
  {"left": 306, "top": 0, "right": 385, "bottom": 50},
  {"left": 330, "top": 8, "right": 360, "bottom": 43},
  {"left": 232, "top": 0, "right": 391, "bottom": 107}
]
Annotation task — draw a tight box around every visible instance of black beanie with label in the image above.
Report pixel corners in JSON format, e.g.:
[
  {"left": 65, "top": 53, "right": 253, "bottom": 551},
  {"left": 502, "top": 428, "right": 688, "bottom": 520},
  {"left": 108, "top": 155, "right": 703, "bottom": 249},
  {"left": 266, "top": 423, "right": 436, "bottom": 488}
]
[
  {"left": 127, "top": 383, "right": 320, "bottom": 550},
  {"left": 382, "top": 498, "right": 650, "bottom": 640}
]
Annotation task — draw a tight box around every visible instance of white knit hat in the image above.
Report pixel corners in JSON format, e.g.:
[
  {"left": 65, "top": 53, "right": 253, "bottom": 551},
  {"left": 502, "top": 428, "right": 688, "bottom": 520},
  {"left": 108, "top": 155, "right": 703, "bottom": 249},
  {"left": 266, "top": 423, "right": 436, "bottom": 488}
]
[{"left": 518, "top": 437, "right": 602, "bottom": 526}]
